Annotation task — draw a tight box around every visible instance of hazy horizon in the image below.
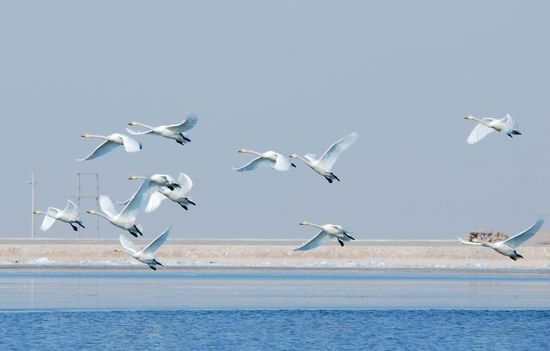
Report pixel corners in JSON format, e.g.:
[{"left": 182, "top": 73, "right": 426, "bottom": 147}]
[{"left": 2, "top": 1, "right": 550, "bottom": 240}]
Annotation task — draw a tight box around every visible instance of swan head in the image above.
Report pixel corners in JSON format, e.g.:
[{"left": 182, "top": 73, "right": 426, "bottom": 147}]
[
  {"left": 81, "top": 133, "right": 91, "bottom": 138},
  {"left": 128, "top": 175, "right": 139, "bottom": 180},
  {"left": 238, "top": 149, "right": 247, "bottom": 153},
  {"left": 113, "top": 249, "right": 122, "bottom": 253},
  {"left": 128, "top": 121, "right": 138, "bottom": 126},
  {"left": 86, "top": 210, "right": 96, "bottom": 214},
  {"left": 33, "top": 210, "right": 42, "bottom": 215},
  {"left": 299, "top": 221, "right": 309, "bottom": 225},
  {"left": 465, "top": 115, "right": 473, "bottom": 120},
  {"left": 289, "top": 153, "right": 298, "bottom": 159}
]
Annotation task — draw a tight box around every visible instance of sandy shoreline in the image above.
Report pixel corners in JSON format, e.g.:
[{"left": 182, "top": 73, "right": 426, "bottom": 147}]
[{"left": 1, "top": 239, "right": 549, "bottom": 269}]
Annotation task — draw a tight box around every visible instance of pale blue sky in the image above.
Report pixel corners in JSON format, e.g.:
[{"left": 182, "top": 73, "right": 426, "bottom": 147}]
[{"left": 1, "top": 1, "right": 550, "bottom": 239}]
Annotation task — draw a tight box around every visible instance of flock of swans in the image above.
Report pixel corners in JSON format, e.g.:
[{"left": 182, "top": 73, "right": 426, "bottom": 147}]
[{"left": 33, "top": 113, "right": 544, "bottom": 269}]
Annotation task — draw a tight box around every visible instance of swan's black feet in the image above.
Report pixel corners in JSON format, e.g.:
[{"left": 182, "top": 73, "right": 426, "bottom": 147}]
[
  {"left": 77, "top": 221, "right": 85, "bottom": 229},
  {"left": 512, "top": 130, "right": 522, "bottom": 135},
  {"left": 154, "top": 259, "right": 164, "bottom": 266},
  {"left": 509, "top": 256, "right": 517, "bottom": 261},
  {"left": 70, "top": 224, "right": 78, "bottom": 231},
  {"left": 346, "top": 234, "right": 355, "bottom": 240},
  {"left": 181, "top": 134, "right": 191, "bottom": 142},
  {"left": 331, "top": 173, "right": 340, "bottom": 181},
  {"left": 325, "top": 177, "right": 333, "bottom": 183},
  {"left": 338, "top": 239, "right": 344, "bottom": 247},
  {"left": 180, "top": 204, "right": 189, "bottom": 210},
  {"left": 186, "top": 199, "right": 196, "bottom": 206},
  {"left": 517, "top": 253, "right": 524, "bottom": 259},
  {"left": 176, "top": 140, "right": 185, "bottom": 146},
  {"left": 148, "top": 265, "right": 157, "bottom": 271},
  {"left": 291, "top": 163, "right": 297, "bottom": 168},
  {"left": 507, "top": 133, "right": 514, "bottom": 138},
  {"left": 129, "top": 231, "right": 138, "bottom": 238}
]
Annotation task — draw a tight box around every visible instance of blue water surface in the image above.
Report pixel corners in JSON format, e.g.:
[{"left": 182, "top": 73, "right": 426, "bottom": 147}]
[{"left": 1, "top": 309, "right": 549, "bottom": 351}]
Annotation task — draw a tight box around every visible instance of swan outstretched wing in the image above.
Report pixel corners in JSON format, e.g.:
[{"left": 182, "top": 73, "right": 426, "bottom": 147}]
[
  {"left": 503, "top": 219, "right": 544, "bottom": 249},
  {"left": 119, "top": 134, "right": 142, "bottom": 153},
  {"left": 234, "top": 157, "right": 273, "bottom": 172},
  {"left": 119, "top": 234, "right": 138, "bottom": 255},
  {"left": 77, "top": 140, "right": 120, "bottom": 161},
  {"left": 466, "top": 119, "right": 495, "bottom": 144},
  {"left": 145, "top": 191, "right": 167, "bottom": 213},
  {"left": 141, "top": 227, "right": 171, "bottom": 256},
  {"left": 165, "top": 115, "right": 198, "bottom": 133},
  {"left": 119, "top": 179, "right": 151, "bottom": 220},
  {"left": 40, "top": 208, "right": 59, "bottom": 231},
  {"left": 317, "top": 132, "right": 358, "bottom": 170},
  {"left": 62, "top": 200, "right": 79, "bottom": 220},
  {"left": 99, "top": 195, "right": 118, "bottom": 218},
  {"left": 294, "top": 231, "right": 330, "bottom": 251},
  {"left": 273, "top": 153, "right": 292, "bottom": 171}
]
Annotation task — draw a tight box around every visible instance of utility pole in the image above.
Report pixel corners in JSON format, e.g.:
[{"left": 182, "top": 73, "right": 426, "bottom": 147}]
[
  {"left": 77, "top": 173, "right": 100, "bottom": 239},
  {"left": 29, "top": 173, "right": 36, "bottom": 239}
]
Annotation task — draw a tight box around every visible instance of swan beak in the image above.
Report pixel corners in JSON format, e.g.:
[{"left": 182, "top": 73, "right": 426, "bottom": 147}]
[
  {"left": 299, "top": 221, "right": 308, "bottom": 225},
  {"left": 128, "top": 176, "right": 137, "bottom": 180},
  {"left": 113, "top": 249, "right": 121, "bottom": 252},
  {"left": 81, "top": 133, "right": 90, "bottom": 138},
  {"left": 128, "top": 121, "right": 137, "bottom": 126},
  {"left": 86, "top": 210, "right": 95, "bottom": 214},
  {"left": 238, "top": 149, "right": 246, "bottom": 153},
  {"left": 465, "top": 115, "right": 473, "bottom": 120},
  {"left": 289, "top": 153, "right": 297, "bottom": 159},
  {"left": 33, "top": 210, "right": 41, "bottom": 214}
]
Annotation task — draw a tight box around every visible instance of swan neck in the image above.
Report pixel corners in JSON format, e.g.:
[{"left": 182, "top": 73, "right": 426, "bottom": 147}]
[
  {"left": 135, "top": 122, "right": 154, "bottom": 130},
  {"left": 305, "top": 222, "right": 324, "bottom": 230}
]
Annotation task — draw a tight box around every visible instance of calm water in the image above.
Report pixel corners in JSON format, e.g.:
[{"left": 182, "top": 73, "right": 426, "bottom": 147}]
[
  {"left": 1, "top": 269, "right": 550, "bottom": 350},
  {"left": 1, "top": 310, "right": 549, "bottom": 350}
]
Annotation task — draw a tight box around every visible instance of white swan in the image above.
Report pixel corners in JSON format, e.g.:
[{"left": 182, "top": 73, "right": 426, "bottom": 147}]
[
  {"left": 114, "top": 227, "right": 170, "bottom": 270},
  {"left": 458, "top": 219, "right": 543, "bottom": 260},
  {"left": 127, "top": 114, "right": 198, "bottom": 146},
  {"left": 234, "top": 149, "right": 295, "bottom": 172},
  {"left": 294, "top": 221, "right": 355, "bottom": 251},
  {"left": 145, "top": 173, "right": 196, "bottom": 212},
  {"left": 465, "top": 114, "right": 521, "bottom": 144},
  {"left": 86, "top": 179, "right": 150, "bottom": 237},
  {"left": 289, "top": 132, "right": 358, "bottom": 183},
  {"left": 129, "top": 174, "right": 181, "bottom": 191},
  {"left": 77, "top": 133, "right": 142, "bottom": 161},
  {"left": 33, "top": 200, "right": 84, "bottom": 232}
]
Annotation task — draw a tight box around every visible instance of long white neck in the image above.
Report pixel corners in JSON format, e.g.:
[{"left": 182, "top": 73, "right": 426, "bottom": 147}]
[
  {"left": 242, "top": 150, "right": 262, "bottom": 157},
  {"left": 470, "top": 117, "right": 491, "bottom": 127},
  {"left": 134, "top": 122, "right": 155, "bottom": 130},
  {"left": 86, "top": 134, "right": 108, "bottom": 139},
  {"left": 293, "top": 155, "right": 312, "bottom": 166},
  {"left": 116, "top": 250, "right": 136, "bottom": 259},
  {"left": 303, "top": 222, "right": 324, "bottom": 230},
  {"left": 91, "top": 211, "right": 113, "bottom": 222}
]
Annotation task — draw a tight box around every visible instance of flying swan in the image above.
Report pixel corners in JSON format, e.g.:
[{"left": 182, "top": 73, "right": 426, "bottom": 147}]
[
  {"left": 144, "top": 173, "right": 196, "bottom": 212},
  {"left": 290, "top": 132, "right": 358, "bottom": 183},
  {"left": 128, "top": 174, "right": 181, "bottom": 191},
  {"left": 458, "top": 219, "right": 543, "bottom": 260},
  {"left": 77, "top": 133, "right": 142, "bottom": 161},
  {"left": 86, "top": 179, "right": 151, "bottom": 237},
  {"left": 465, "top": 114, "right": 521, "bottom": 144},
  {"left": 114, "top": 227, "right": 170, "bottom": 270},
  {"left": 234, "top": 149, "right": 295, "bottom": 172},
  {"left": 33, "top": 200, "right": 84, "bottom": 231},
  {"left": 127, "top": 114, "right": 198, "bottom": 146},
  {"left": 294, "top": 221, "right": 355, "bottom": 251}
]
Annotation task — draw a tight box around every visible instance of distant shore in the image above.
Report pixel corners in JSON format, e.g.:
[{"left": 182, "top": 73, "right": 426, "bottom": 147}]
[{"left": 1, "top": 238, "right": 549, "bottom": 269}]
